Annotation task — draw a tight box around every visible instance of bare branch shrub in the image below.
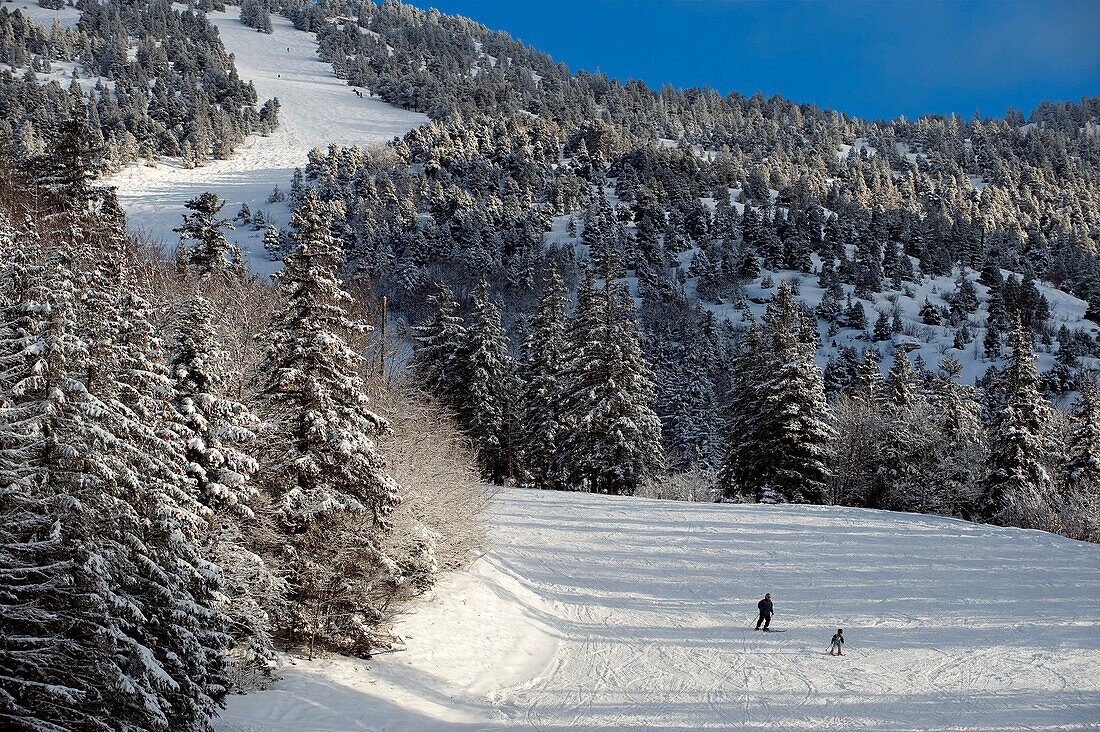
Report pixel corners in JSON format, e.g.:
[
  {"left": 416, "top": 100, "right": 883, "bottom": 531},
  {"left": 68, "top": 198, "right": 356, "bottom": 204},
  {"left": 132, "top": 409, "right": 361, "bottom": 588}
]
[
  {"left": 371, "top": 383, "right": 494, "bottom": 574},
  {"left": 637, "top": 468, "right": 720, "bottom": 502}
]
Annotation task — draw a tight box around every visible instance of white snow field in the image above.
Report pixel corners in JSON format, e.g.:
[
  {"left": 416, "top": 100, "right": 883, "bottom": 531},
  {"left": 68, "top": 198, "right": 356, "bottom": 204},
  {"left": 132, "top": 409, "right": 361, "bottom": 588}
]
[
  {"left": 105, "top": 6, "right": 426, "bottom": 274},
  {"left": 217, "top": 489, "right": 1100, "bottom": 731}
]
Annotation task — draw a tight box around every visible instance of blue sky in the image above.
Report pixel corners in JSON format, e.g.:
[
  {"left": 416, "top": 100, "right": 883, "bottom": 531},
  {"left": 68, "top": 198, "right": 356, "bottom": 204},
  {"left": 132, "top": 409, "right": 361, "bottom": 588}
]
[{"left": 403, "top": 0, "right": 1100, "bottom": 121}]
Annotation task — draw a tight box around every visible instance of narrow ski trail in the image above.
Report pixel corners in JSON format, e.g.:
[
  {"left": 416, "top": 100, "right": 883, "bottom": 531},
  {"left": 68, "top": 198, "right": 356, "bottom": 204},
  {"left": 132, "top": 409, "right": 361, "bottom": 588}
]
[{"left": 108, "top": 6, "right": 425, "bottom": 275}]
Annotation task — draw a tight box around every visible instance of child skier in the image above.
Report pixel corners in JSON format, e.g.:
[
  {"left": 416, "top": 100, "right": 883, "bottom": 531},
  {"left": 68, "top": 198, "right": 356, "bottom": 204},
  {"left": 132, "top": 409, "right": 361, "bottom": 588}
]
[{"left": 829, "top": 629, "right": 844, "bottom": 655}]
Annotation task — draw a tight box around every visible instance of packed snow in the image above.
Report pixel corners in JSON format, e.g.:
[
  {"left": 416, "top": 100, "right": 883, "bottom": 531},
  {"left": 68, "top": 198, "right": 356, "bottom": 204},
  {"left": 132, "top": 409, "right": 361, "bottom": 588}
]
[
  {"left": 103, "top": 6, "right": 425, "bottom": 274},
  {"left": 10, "top": 2, "right": 82, "bottom": 29},
  {"left": 217, "top": 488, "right": 1100, "bottom": 731}
]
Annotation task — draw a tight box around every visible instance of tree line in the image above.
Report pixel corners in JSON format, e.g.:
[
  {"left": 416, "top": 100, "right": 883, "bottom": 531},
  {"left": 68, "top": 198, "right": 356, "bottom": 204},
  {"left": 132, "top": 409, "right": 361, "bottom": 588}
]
[{"left": 0, "top": 124, "right": 486, "bottom": 731}]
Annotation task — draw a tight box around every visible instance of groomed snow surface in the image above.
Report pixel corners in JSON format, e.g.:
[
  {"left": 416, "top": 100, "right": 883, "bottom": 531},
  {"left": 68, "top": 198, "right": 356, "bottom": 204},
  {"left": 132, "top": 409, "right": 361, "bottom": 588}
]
[
  {"left": 107, "top": 6, "right": 426, "bottom": 275},
  {"left": 218, "top": 489, "right": 1100, "bottom": 731}
]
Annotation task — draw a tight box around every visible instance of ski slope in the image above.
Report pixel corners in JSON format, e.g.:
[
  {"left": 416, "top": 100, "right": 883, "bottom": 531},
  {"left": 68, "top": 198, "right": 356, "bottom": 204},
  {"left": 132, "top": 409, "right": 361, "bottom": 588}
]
[
  {"left": 217, "top": 489, "right": 1100, "bottom": 731},
  {"left": 106, "top": 6, "right": 426, "bottom": 274}
]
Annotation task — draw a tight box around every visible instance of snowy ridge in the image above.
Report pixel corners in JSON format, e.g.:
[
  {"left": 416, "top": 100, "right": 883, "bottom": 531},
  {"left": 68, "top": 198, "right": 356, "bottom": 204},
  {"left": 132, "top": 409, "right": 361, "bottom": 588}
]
[{"left": 217, "top": 489, "right": 1100, "bottom": 730}]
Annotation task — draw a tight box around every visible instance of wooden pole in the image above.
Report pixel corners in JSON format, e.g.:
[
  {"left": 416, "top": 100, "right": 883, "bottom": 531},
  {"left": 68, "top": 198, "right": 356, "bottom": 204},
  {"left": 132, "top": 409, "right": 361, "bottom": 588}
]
[{"left": 379, "top": 296, "right": 387, "bottom": 378}]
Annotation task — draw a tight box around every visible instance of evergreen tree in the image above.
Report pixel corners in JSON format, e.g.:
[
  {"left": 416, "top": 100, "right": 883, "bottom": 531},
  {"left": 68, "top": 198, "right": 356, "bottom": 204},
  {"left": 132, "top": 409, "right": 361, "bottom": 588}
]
[
  {"left": 872, "top": 311, "right": 892, "bottom": 342},
  {"left": 264, "top": 223, "right": 283, "bottom": 260},
  {"left": 114, "top": 285, "right": 228, "bottom": 732},
  {"left": 176, "top": 192, "right": 239, "bottom": 276},
  {"left": 669, "top": 334, "right": 721, "bottom": 468},
  {"left": 982, "top": 317, "right": 1054, "bottom": 528},
  {"left": 0, "top": 242, "right": 226, "bottom": 731},
  {"left": 0, "top": 236, "right": 116, "bottom": 731},
  {"left": 253, "top": 190, "right": 400, "bottom": 655},
  {"left": 172, "top": 293, "right": 259, "bottom": 516},
  {"left": 718, "top": 319, "right": 768, "bottom": 498},
  {"left": 722, "top": 283, "right": 831, "bottom": 503},
  {"left": 561, "top": 260, "right": 663, "bottom": 494},
  {"left": 170, "top": 293, "right": 277, "bottom": 682},
  {"left": 35, "top": 109, "right": 104, "bottom": 209},
  {"left": 1060, "top": 379, "right": 1100, "bottom": 541},
  {"left": 877, "top": 348, "right": 943, "bottom": 513},
  {"left": 519, "top": 265, "right": 570, "bottom": 490},
  {"left": 410, "top": 280, "right": 467, "bottom": 414},
  {"left": 461, "top": 277, "right": 518, "bottom": 482},
  {"left": 931, "top": 355, "right": 987, "bottom": 518}
]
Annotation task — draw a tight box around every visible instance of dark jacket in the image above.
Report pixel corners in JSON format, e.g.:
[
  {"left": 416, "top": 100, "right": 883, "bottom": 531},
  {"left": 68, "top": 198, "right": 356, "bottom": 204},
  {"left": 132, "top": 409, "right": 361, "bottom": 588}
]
[
  {"left": 758, "top": 598, "right": 773, "bottom": 616},
  {"left": 831, "top": 633, "right": 844, "bottom": 645}
]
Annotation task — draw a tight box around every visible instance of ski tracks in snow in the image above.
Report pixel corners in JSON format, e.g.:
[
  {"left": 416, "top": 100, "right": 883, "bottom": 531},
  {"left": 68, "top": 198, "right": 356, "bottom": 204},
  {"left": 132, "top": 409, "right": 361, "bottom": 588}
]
[
  {"left": 478, "top": 490, "right": 1100, "bottom": 730},
  {"left": 219, "top": 489, "right": 1100, "bottom": 730}
]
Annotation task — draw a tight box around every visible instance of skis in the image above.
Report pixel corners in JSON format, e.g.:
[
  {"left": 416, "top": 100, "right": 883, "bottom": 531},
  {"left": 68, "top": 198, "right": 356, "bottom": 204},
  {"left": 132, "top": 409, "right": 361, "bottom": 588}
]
[{"left": 762, "top": 629, "right": 787, "bottom": 633}]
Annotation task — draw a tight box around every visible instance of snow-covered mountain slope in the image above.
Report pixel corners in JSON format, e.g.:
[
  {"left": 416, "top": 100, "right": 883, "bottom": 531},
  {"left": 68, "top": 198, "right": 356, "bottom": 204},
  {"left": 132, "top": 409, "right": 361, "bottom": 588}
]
[
  {"left": 216, "top": 489, "right": 1100, "bottom": 731},
  {"left": 103, "top": 6, "right": 425, "bottom": 274},
  {"left": 11, "top": 2, "right": 82, "bottom": 28}
]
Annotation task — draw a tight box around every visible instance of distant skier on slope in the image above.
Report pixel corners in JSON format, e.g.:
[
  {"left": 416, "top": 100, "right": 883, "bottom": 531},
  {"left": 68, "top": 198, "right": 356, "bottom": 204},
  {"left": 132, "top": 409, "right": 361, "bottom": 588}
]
[
  {"left": 829, "top": 629, "right": 844, "bottom": 655},
  {"left": 755, "top": 593, "right": 773, "bottom": 630}
]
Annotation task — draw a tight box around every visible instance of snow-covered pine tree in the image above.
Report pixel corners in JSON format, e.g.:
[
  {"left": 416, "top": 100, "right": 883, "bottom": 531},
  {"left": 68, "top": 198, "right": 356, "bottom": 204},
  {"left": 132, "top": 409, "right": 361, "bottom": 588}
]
[
  {"left": 885, "top": 345, "right": 919, "bottom": 408},
  {"left": 111, "top": 285, "right": 229, "bottom": 730},
  {"left": 877, "top": 347, "right": 946, "bottom": 513},
  {"left": 0, "top": 239, "right": 225, "bottom": 731},
  {"left": 725, "top": 283, "right": 831, "bottom": 503},
  {"left": 669, "top": 329, "right": 721, "bottom": 469},
  {"left": 170, "top": 292, "right": 279, "bottom": 686},
  {"left": 872, "top": 311, "right": 892, "bottom": 341},
  {"left": 253, "top": 189, "right": 400, "bottom": 656},
  {"left": 1059, "top": 379, "right": 1100, "bottom": 541},
  {"left": 461, "top": 277, "right": 518, "bottom": 482},
  {"left": 561, "top": 257, "right": 664, "bottom": 494},
  {"left": 410, "top": 280, "right": 467, "bottom": 414},
  {"left": 263, "top": 224, "right": 283, "bottom": 260},
  {"left": 0, "top": 234, "right": 116, "bottom": 732},
  {"left": 519, "top": 264, "right": 570, "bottom": 490},
  {"left": 34, "top": 109, "right": 103, "bottom": 209},
  {"left": 175, "top": 191, "right": 240, "bottom": 276},
  {"left": 759, "top": 282, "right": 832, "bottom": 502},
  {"left": 172, "top": 293, "right": 259, "bottom": 515},
  {"left": 931, "top": 355, "right": 987, "bottom": 518},
  {"left": 982, "top": 316, "right": 1055, "bottom": 528},
  {"left": 718, "top": 318, "right": 767, "bottom": 499}
]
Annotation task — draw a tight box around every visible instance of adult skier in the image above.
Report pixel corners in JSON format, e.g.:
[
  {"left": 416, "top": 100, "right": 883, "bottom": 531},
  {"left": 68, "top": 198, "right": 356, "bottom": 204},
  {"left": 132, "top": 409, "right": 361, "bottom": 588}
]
[{"left": 755, "top": 593, "right": 773, "bottom": 630}]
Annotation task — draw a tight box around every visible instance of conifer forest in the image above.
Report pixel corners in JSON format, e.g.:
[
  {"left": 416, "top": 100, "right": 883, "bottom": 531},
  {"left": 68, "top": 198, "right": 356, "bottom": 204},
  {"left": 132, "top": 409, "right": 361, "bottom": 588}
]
[{"left": 0, "top": 1, "right": 1098, "bottom": 729}]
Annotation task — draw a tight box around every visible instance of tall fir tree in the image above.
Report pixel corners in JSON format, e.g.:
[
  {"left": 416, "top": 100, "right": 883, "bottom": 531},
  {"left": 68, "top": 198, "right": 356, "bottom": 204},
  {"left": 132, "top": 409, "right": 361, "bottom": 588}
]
[
  {"left": 253, "top": 190, "right": 400, "bottom": 655},
  {"left": 932, "top": 355, "right": 987, "bottom": 518},
  {"left": 718, "top": 319, "right": 767, "bottom": 498},
  {"left": 0, "top": 241, "right": 226, "bottom": 731},
  {"left": 519, "top": 265, "right": 570, "bottom": 490},
  {"left": 172, "top": 293, "right": 260, "bottom": 515},
  {"left": 461, "top": 277, "right": 518, "bottom": 482},
  {"left": 982, "top": 316, "right": 1054, "bottom": 528},
  {"left": 175, "top": 191, "right": 240, "bottom": 276},
  {"left": 561, "top": 258, "right": 664, "bottom": 494},
  {"left": 410, "top": 280, "right": 467, "bottom": 414},
  {"left": 171, "top": 291, "right": 277, "bottom": 685},
  {"left": 722, "top": 283, "right": 831, "bottom": 503},
  {"left": 1059, "top": 379, "right": 1100, "bottom": 541}
]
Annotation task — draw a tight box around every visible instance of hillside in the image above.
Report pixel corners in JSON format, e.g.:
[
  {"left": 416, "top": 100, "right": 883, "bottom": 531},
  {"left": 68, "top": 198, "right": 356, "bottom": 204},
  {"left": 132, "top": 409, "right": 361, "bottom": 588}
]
[
  {"left": 12, "top": 1, "right": 1099, "bottom": 529},
  {"left": 107, "top": 4, "right": 425, "bottom": 274},
  {"left": 14, "top": 3, "right": 1099, "bottom": 388},
  {"left": 216, "top": 488, "right": 1100, "bottom": 731}
]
